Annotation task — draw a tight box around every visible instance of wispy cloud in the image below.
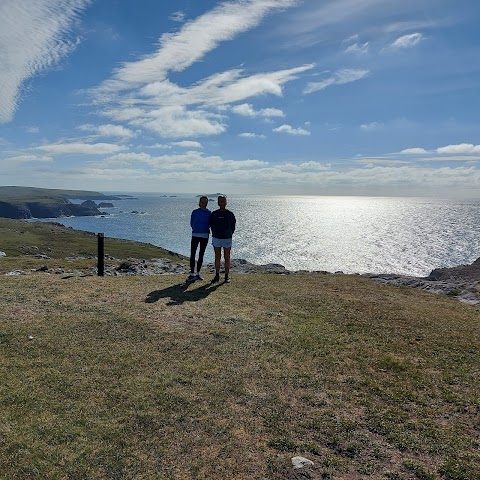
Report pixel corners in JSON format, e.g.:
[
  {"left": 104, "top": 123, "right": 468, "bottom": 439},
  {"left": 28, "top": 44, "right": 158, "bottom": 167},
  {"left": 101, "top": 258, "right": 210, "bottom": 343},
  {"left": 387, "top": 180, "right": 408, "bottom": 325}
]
[
  {"left": 273, "top": 124, "right": 310, "bottom": 136},
  {"left": 2, "top": 154, "right": 53, "bottom": 163},
  {"left": 360, "top": 122, "right": 383, "bottom": 131},
  {"left": 78, "top": 124, "right": 137, "bottom": 139},
  {"left": 384, "top": 33, "right": 424, "bottom": 51},
  {"left": 304, "top": 69, "right": 369, "bottom": 94},
  {"left": 0, "top": 0, "right": 91, "bottom": 123},
  {"left": 345, "top": 42, "right": 369, "bottom": 54},
  {"left": 169, "top": 11, "right": 186, "bottom": 23}
]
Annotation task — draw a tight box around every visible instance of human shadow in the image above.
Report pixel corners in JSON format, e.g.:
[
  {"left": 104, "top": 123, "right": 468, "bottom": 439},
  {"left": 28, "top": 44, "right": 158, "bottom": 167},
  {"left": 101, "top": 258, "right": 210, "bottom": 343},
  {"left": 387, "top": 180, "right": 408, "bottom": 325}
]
[{"left": 145, "top": 280, "right": 222, "bottom": 305}]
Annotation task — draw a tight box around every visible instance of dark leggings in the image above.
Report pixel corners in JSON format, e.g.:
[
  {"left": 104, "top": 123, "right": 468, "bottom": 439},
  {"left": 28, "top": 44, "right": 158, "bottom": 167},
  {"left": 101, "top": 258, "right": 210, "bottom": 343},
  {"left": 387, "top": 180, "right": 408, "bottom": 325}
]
[{"left": 190, "top": 236, "right": 209, "bottom": 272}]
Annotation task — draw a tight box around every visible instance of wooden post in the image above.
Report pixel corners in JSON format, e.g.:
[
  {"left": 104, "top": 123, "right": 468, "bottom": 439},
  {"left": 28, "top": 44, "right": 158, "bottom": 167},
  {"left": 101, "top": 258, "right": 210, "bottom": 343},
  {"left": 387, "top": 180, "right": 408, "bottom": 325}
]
[{"left": 97, "top": 233, "right": 104, "bottom": 276}]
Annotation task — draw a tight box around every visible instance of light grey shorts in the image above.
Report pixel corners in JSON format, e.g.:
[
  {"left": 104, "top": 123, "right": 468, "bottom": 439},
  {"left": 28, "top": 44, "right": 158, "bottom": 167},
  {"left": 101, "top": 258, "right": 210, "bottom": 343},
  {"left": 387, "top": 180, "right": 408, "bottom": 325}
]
[{"left": 212, "top": 237, "right": 232, "bottom": 248}]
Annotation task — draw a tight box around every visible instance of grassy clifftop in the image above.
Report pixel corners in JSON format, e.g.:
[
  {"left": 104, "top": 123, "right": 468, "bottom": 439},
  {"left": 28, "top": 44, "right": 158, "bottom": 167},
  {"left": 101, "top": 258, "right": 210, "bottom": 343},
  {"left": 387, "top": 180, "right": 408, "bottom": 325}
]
[
  {"left": 1, "top": 219, "right": 479, "bottom": 479},
  {"left": 0, "top": 217, "right": 185, "bottom": 274},
  {"left": 0, "top": 186, "right": 123, "bottom": 202}
]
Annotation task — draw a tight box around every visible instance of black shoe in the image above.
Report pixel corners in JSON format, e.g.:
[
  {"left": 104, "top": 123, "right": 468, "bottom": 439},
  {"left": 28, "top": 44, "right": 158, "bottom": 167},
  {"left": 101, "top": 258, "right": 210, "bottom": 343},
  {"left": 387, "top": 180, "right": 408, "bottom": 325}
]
[
  {"left": 225, "top": 275, "right": 231, "bottom": 283},
  {"left": 211, "top": 274, "right": 220, "bottom": 284}
]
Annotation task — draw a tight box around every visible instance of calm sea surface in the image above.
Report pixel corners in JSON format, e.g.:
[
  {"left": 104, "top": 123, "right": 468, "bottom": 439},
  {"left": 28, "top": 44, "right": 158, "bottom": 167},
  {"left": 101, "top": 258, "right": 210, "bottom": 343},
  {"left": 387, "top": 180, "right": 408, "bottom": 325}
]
[{"left": 37, "top": 194, "right": 480, "bottom": 277}]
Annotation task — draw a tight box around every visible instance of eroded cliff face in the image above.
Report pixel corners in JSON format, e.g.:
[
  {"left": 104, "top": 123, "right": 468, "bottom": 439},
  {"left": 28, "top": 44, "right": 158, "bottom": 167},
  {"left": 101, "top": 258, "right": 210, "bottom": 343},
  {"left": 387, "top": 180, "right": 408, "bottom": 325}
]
[{"left": 0, "top": 201, "right": 102, "bottom": 219}]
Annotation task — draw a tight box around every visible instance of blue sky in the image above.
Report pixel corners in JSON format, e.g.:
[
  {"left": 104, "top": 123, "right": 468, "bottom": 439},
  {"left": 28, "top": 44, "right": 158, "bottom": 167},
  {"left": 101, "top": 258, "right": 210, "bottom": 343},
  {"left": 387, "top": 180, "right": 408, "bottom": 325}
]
[{"left": 1, "top": 0, "right": 480, "bottom": 196}]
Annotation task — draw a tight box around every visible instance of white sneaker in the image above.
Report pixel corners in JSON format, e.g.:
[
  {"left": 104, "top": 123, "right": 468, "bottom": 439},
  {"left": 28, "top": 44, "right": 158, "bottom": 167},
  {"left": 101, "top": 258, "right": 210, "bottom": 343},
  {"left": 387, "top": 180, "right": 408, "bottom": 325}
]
[{"left": 195, "top": 273, "right": 204, "bottom": 280}]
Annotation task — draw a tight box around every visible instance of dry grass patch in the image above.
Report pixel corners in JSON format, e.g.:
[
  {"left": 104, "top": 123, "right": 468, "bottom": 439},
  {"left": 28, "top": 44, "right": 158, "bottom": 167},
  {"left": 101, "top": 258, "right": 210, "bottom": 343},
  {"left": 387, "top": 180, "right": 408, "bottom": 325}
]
[{"left": 0, "top": 273, "right": 479, "bottom": 479}]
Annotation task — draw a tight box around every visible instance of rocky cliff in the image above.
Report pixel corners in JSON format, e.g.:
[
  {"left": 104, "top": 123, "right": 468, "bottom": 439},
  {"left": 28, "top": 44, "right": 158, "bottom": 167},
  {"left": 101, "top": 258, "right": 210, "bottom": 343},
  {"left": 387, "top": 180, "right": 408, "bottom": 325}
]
[{"left": 0, "top": 200, "right": 102, "bottom": 219}]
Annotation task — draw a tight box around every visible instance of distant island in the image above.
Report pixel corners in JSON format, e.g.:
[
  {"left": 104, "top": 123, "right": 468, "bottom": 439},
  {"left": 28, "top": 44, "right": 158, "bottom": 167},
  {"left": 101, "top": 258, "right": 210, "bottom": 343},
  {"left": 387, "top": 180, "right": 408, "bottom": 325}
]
[{"left": 0, "top": 186, "right": 135, "bottom": 219}]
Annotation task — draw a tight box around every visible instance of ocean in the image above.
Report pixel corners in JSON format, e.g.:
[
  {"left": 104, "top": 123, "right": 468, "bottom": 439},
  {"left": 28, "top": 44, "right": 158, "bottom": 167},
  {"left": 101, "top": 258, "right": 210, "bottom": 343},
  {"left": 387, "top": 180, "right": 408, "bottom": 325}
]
[{"left": 36, "top": 194, "right": 480, "bottom": 277}]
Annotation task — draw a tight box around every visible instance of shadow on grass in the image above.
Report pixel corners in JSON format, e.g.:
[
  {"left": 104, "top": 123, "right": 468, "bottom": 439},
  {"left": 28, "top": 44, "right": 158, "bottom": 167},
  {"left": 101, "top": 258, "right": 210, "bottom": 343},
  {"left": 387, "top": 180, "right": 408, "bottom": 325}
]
[{"left": 145, "top": 281, "right": 223, "bottom": 305}]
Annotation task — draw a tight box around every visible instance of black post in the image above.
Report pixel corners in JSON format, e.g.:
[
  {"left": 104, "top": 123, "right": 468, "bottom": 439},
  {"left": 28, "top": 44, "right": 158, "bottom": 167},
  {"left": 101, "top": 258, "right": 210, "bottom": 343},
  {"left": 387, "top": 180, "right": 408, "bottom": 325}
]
[{"left": 97, "top": 233, "right": 104, "bottom": 276}]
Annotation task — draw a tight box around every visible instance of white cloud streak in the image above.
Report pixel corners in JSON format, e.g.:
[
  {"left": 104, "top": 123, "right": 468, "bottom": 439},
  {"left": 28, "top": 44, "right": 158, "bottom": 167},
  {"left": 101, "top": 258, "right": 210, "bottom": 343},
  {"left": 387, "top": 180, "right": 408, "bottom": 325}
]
[
  {"left": 0, "top": 0, "right": 91, "bottom": 123},
  {"left": 345, "top": 42, "right": 369, "bottom": 54},
  {"left": 36, "top": 142, "right": 127, "bottom": 155},
  {"left": 304, "top": 69, "right": 369, "bottom": 94},
  {"left": 385, "top": 32, "right": 424, "bottom": 51}
]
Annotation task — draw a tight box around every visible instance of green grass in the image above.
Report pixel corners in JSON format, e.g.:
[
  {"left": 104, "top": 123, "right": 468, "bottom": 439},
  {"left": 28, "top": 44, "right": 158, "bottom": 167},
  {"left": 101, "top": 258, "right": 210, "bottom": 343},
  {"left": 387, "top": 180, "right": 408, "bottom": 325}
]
[
  {"left": 0, "top": 218, "right": 185, "bottom": 273},
  {"left": 1, "top": 268, "right": 479, "bottom": 479}
]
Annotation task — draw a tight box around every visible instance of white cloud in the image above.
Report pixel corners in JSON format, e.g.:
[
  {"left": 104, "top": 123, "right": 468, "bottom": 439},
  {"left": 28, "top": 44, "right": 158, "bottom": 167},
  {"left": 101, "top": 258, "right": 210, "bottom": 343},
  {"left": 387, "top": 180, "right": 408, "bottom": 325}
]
[
  {"left": 421, "top": 156, "right": 480, "bottom": 162},
  {"left": 102, "top": 151, "right": 269, "bottom": 172},
  {"left": 36, "top": 142, "right": 127, "bottom": 155},
  {"left": 129, "top": 106, "right": 226, "bottom": 138},
  {"left": 400, "top": 147, "right": 428, "bottom": 154},
  {"left": 345, "top": 42, "right": 369, "bottom": 54},
  {"left": 169, "top": 11, "right": 186, "bottom": 23},
  {"left": 78, "top": 123, "right": 137, "bottom": 139},
  {"left": 273, "top": 124, "right": 310, "bottom": 136},
  {"left": 437, "top": 143, "right": 480, "bottom": 154},
  {"left": 360, "top": 122, "right": 383, "bottom": 131},
  {"left": 25, "top": 126, "right": 40, "bottom": 134},
  {"left": 143, "top": 143, "right": 172, "bottom": 149},
  {"left": 171, "top": 141, "right": 203, "bottom": 149},
  {"left": 1, "top": 154, "right": 52, "bottom": 163},
  {"left": 232, "top": 103, "right": 285, "bottom": 118},
  {"left": 238, "top": 132, "right": 266, "bottom": 139},
  {"left": 304, "top": 69, "right": 369, "bottom": 94},
  {"left": 385, "top": 33, "right": 424, "bottom": 51},
  {"left": 0, "top": 0, "right": 91, "bottom": 123}
]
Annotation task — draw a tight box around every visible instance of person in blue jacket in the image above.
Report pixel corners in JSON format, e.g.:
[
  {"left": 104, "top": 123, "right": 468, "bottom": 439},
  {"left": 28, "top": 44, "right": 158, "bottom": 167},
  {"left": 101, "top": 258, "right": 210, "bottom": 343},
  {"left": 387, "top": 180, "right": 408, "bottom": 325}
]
[{"left": 187, "top": 196, "right": 211, "bottom": 281}]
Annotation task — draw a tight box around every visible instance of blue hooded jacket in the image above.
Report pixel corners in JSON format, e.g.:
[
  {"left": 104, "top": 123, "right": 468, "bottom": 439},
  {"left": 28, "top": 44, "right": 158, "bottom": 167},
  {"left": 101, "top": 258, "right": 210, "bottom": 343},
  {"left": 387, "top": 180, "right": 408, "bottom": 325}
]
[{"left": 190, "top": 208, "right": 211, "bottom": 237}]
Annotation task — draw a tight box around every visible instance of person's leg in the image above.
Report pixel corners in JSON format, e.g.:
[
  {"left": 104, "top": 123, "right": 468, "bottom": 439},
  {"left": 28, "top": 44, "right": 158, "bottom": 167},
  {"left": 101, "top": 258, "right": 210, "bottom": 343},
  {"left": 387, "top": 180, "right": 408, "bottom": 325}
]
[
  {"left": 189, "top": 237, "right": 200, "bottom": 275},
  {"left": 224, "top": 247, "right": 231, "bottom": 282},
  {"left": 212, "top": 246, "right": 221, "bottom": 282},
  {"left": 196, "top": 237, "right": 208, "bottom": 273}
]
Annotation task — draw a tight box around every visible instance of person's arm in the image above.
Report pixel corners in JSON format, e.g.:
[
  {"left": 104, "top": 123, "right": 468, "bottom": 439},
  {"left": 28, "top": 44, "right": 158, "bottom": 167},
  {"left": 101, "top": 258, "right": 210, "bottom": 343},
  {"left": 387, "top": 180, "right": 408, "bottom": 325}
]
[
  {"left": 231, "top": 212, "right": 236, "bottom": 234},
  {"left": 190, "top": 210, "right": 194, "bottom": 229}
]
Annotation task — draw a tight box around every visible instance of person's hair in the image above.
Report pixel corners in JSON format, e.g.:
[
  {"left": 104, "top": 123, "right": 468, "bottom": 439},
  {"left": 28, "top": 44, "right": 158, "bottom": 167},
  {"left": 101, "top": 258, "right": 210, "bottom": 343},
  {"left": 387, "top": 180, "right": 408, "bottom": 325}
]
[
  {"left": 217, "top": 195, "right": 227, "bottom": 201},
  {"left": 199, "top": 195, "right": 208, "bottom": 203}
]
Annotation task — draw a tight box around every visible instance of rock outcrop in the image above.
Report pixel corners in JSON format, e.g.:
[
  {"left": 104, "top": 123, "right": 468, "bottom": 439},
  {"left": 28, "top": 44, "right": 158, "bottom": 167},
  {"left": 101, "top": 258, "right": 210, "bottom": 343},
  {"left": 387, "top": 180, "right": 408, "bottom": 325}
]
[{"left": 364, "top": 257, "right": 480, "bottom": 305}]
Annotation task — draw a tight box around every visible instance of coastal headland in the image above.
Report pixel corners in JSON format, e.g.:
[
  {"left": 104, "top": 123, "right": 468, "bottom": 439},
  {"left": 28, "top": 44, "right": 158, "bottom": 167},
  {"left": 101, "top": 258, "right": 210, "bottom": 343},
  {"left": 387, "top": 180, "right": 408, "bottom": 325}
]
[{"left": 0, "top": 185, "right": 135, "bottom": 219}]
